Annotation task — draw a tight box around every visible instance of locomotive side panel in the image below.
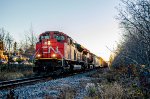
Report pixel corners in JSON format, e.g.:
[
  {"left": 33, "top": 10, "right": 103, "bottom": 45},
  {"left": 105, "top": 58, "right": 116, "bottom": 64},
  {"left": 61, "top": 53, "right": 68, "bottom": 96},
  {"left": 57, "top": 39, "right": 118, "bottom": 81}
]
[
  {"left": 64, "top": 42, "right": 76, "bottom": 61},
  {"left": 71, "top": 44, "right": 77, "bottom": 61},
  {"left": 77, "top": 51, "right": 82, "bottom": 62},
  {"left": 64, "top": 43, "right": 71, "bottom": 60},
  {"left": 93, "top": 55, "right": 100, "bottom": 68}
]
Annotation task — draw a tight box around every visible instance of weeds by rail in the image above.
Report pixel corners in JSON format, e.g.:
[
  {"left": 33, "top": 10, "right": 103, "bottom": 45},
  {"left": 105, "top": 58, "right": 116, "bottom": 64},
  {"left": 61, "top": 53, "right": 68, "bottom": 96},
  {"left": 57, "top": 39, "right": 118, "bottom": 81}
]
[
  {"left": 0, "top": 64, "right": 34, "bottom": 80},
  {"left": 1, "top": 66, "right": 149, "bottom": 98},
  {"left": 86, "top": 67, "right": 149, "bottom": 99}
]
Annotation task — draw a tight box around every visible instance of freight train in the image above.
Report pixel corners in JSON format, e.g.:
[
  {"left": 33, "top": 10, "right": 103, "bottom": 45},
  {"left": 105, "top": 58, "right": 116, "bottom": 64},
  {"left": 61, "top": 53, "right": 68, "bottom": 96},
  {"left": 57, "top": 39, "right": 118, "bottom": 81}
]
[{"left": 33, "top": 31, "right": 107, "bottom": 74}]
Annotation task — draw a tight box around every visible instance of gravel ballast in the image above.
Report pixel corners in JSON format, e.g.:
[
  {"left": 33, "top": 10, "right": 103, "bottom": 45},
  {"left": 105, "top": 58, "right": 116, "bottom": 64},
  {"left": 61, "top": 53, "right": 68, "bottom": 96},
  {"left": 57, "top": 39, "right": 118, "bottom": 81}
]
[{"left": 0, "top": 70, "right": 101, "bottom": 99}]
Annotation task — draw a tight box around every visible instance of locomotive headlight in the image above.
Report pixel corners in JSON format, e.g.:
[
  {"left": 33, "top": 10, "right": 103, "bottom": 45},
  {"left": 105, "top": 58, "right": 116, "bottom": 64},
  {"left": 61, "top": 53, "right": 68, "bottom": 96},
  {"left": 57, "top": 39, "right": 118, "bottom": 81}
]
[
  {"left": 37, "top": 54, "right": 41, "bottom": 57},
  {"left": 52, "top": 54, "right": 56, "bottom": 58},
  {"left": 44, "top": 41, "right": 47, "bottom": 45},
  {"left": 48, "top": 41, "right": 51, "bottom": 45},
  {"left": 44, "top": 41, "right": 51, "bottom": 45}
]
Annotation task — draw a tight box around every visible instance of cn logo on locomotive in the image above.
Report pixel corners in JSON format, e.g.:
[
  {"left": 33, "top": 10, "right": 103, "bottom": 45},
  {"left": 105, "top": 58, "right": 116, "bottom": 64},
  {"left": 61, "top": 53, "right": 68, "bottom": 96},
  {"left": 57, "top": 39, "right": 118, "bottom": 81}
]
[{"left": 42, "top": 46, "right": 59, "bottom": 54}]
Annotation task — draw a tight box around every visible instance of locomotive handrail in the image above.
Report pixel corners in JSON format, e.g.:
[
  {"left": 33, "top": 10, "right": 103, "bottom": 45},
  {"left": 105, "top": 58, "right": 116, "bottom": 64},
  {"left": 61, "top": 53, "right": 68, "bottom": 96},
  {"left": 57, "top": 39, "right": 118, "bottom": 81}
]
[{"left": 32, "top": 48, "right": 40, "bottom": 62}]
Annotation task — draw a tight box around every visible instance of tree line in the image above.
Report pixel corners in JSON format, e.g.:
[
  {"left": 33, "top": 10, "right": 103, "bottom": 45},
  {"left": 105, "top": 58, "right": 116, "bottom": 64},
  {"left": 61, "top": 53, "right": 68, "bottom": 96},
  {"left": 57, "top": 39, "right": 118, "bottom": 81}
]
[
  {"left": 0, "top": 26, "right": 38, "bottom": 60},
  {"left": 112, "top": 0, "right": 150, "bottom": 68},
  {"left": 111, "top": 0, "right": 150, "bottom": 96}
]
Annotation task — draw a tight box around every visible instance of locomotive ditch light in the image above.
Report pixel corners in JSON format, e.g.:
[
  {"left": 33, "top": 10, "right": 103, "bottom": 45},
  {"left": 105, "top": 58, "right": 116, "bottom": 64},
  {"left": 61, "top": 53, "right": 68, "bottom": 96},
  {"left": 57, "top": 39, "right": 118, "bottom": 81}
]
[
  {"left": 44, "top": 41, "right": 47, "bottom": 45},
  {"left": 52, "top": 54, "right": 56, "bottom": 58},
  {"left": 37, "top": 54, "right": 41, "bottom": 58},
  {"left": 48, "top": 41, "right": 51, "bottom": 45}
]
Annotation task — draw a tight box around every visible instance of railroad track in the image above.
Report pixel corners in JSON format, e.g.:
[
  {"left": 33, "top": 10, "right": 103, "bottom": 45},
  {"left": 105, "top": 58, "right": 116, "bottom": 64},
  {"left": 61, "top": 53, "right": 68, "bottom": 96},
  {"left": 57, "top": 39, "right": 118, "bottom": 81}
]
[
  {"left": 0, "top": 68, "right": 100, "bottom": 90},
  {"left": 0, "top": 75, "right": 52, "bottom": 90},
  {"left": 0, "top": 72, "right": 73, "bottom": 90}
]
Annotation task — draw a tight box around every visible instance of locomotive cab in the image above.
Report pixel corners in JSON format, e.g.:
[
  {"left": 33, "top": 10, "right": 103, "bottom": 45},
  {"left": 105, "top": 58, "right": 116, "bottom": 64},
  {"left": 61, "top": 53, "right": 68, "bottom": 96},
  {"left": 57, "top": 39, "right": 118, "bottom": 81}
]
[
  {"left": 34, "top": 31, "right": 67, "bottom": 73},
  {"left": 35, "top": 31, "right": 67, "bottom": 59}
]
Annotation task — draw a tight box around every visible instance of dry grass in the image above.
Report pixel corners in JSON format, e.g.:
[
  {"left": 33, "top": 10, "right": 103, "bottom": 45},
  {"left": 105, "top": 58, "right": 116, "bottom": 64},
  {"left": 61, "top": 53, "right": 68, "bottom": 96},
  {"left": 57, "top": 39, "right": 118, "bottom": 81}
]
[
  {"left": 22, "top": 71, "right": 33, "bottom": 77},
  {"left": 84, "top": 82, "right": 124, "bottom": 99},
  {"left": 100, "top": 82, "right": 124, "bottom": 99},
  {"left": 0, "top": 72, "right": 24, "bottom": 80},
  {"left": 86, "top": 68, "right": 146, "bottom": 98},
  {"left": 44, "top": 84, "right": 76, "bottom": 99},
  {"left": 0, "top": 64, "right": 34, "bottom": 80},
  {"left": 85, "top": 83, "right": 97, "bottom": 97}
]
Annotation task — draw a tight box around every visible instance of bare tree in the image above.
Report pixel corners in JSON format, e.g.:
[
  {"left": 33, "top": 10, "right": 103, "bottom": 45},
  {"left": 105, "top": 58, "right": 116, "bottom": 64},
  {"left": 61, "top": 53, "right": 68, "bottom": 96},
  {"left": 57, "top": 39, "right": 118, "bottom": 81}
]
[
  {"left": 0, "top": 28, "right": 14, "bottom": 51},
  {"left": 5, "top": 32, "right": 13, "bottom": 51},
  {"left": 23, "top": 24, "right": 38, "bottom": 61},
  {"left": 5, "top": 32, "right": 13, "bottom": 65},
  {"left": 0, "top": 28, "right": 6, "bottom": 42},
  {"left": 112, "top": 1, "right": 150, "bottom": 95},
  {"left": 26, "top": 24, "right": 38, "bottom": 48},
  {"left": 19, "top": 35, "right": 30, "bottom": 52},
  {"left": 113, "top": 0, "right": 150, "bottom": 67},
  {"left": 13, "top": 42, "right": 17, "bottom": 54},
  {"left": 0, "top": 28, "right": 6, "bottom": 51}
]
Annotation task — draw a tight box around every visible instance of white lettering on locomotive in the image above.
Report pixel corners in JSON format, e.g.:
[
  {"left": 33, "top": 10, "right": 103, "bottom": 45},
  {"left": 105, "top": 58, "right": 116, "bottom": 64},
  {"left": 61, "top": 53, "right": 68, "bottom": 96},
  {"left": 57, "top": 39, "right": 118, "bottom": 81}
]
[{"left": 42, "top": 46, "right": 59, "bottom": 54}]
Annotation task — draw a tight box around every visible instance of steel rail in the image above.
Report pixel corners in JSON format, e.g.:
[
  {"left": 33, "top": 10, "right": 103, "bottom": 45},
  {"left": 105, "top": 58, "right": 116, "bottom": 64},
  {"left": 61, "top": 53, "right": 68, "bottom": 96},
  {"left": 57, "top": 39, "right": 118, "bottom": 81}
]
[{"left": 0, "top": 76, "right": 49, "bottom": 89}]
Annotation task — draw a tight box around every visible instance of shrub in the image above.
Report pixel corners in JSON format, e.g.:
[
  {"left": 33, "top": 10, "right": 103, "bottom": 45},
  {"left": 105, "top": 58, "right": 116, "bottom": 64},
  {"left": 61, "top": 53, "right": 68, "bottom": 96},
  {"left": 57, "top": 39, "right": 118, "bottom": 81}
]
[
  {"left": 85, "top": 82, "right": 124, "bottom": 99},
  {"left": 0, "top": 72, "right": 24, "bottom": 80},
  {"left": 100, "top": 82, "right": 124, "bottom": 99},
  {"left": 0, "top": 64, "right": 34, "bottom": 80},
  {"left": 85, "top": 83, "right": 97, "bottom": 97}
]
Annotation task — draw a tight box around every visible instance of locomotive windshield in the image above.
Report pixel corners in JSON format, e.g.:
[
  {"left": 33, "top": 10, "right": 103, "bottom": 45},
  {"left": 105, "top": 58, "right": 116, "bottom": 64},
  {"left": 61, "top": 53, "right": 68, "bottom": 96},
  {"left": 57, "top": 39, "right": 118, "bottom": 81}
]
[
  {"left": 40, "top": 33, "right": 50, "bottom": 41},
  {"left": 53, "top": 34, "right": 65, "bottom": 42}
]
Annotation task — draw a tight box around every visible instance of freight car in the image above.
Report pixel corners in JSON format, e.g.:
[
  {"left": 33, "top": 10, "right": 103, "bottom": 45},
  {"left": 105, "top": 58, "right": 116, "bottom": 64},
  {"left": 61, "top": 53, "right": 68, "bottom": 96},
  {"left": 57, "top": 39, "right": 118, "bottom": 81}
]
[{"left": 33, "top": 31, "right": 107, "bottom": 74}]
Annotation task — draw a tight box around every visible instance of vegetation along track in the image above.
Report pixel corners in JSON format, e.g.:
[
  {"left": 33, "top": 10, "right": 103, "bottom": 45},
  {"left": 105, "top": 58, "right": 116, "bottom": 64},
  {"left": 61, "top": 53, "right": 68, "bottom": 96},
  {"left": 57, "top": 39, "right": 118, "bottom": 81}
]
[{"left": 0, "top": 68, "right": 101, "bottom": 90}]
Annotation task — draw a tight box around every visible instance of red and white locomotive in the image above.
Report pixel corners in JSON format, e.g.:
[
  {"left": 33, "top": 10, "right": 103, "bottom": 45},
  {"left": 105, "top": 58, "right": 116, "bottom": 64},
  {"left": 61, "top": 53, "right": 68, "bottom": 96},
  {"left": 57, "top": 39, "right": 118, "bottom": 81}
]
[{"left": 34, "top": 31, "right": 107, "bottom": 73}]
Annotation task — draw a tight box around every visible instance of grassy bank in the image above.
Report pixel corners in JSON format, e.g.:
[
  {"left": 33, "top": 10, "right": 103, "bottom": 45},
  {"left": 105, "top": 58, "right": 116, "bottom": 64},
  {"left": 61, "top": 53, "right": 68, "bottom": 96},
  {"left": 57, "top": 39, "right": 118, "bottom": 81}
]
[
  {"left": 85, "top": 68, "right": 149, "bottom": 98},
  {"left": 0, "top": 64, "right": 34, "bottom": 80}
]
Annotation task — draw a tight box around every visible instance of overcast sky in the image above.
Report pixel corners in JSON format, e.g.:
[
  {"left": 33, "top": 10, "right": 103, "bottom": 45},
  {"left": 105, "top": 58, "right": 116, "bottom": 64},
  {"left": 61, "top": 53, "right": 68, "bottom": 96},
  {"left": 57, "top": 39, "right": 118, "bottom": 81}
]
[{"left": 0, "top": 0, "right": 121, "bottom": 61}]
